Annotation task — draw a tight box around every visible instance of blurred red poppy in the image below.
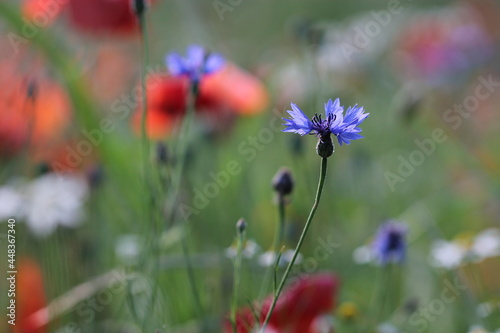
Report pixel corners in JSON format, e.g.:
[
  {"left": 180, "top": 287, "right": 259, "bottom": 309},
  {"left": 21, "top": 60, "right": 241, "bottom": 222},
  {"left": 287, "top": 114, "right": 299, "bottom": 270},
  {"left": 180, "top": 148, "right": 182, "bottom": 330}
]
[
  {"left": 12, "top": 257, "right": 48, "bottom": 333},
  {"left": 225, "top": 273, "right": 338, "bottom": 333},
  {"left": 67, "top": 0, "right": 140, "bottom": 35},
  {"left": 22, "top": 0, "right": 151, "bottom": 36},
  {"left": 131, "top": 63, "right": 269, "bottom": 139},
  {"left": 22, "top": 0, "right": 65, "bottom": 27},
  {"left": 0, "top": 62, "right": 71, "bottom": 158}
]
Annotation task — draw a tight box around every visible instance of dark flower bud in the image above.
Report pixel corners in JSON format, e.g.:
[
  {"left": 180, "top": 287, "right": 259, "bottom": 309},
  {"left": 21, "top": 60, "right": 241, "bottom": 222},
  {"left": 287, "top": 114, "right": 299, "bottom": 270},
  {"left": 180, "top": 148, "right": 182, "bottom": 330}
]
[
  {"left": 272, "top": 167, "right": 294, "bottom": 196},
  {"left": 156, "top": 142, "right": 169, "bottom": 165},
  {"left": 236, "top": 218, "right": 247, "bottom": 235},
  {"left": 26, "top": 79, "right": 38, "bottom": 101},
  {"left": 131, "top": 0, "right": 146, "bottom": 18},
  {"left": 87, "top": 164, "right": 104, "bottom": 189},
  {"left": 316, "top": 135, "right": 334, "bottom": 158},
  {"left": 403, "top": 298, "right": 419, "bottom": 314},
  {"left": 35, "top": 162, "right": 51, "bottom": 175}
]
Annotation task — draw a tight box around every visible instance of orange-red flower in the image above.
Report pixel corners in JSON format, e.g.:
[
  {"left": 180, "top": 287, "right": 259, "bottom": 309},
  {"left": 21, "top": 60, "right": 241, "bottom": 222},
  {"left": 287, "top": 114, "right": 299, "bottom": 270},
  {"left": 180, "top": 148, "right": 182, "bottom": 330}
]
[
  {"left": 22, "top": 0, "right": 153, "bottom": 36},
  {"left": 131, "top": 63, "right": 269, "bottom": 139},
  {"left": 0, "top": 62, "right": 71, "bottom": 159},
  {"left": 12, "top": 257, "right": 48, "bottom": 333},
  {"left": 225, "top": 273, "right": 339, "bottom": 333}
]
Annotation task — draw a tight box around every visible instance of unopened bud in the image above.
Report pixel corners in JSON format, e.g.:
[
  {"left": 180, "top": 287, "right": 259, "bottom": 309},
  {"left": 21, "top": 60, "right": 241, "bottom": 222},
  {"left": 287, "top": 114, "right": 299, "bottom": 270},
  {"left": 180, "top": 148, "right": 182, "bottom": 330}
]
[
  {"left": 156, "top": 142, "right": 169, "bottom": 165},
  {"left": 316, "top": 135, "right": 334, "bottom": 158},
  {"left": 131, "top": 0, "right": 146, "bottom": 18},
  {"left": 272, "top": 167, "right": 294, "bottom": 196},
  {"left": 236, "top": 218, "right": 247, "bottom": 235},
  {"left": 87, "top": 164, "right": 104, "bottom": 189}
]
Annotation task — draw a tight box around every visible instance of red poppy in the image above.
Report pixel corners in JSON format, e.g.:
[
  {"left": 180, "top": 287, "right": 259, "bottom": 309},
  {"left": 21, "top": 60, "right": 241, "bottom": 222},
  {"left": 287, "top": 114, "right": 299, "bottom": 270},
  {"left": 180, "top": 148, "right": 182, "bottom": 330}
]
[
  {"left": 66, "top": 0, "right": 140, "bottom": 35},
  {"left": 225, "top": 273, "right": 339, "bottom": 333},
  {"left": 12, "top": 257, "right": 48, "bottom": 333},
  {"left": 22, "top": 0, "right": 151, "bottom": 36},
  {"left": 0, "top": 62, "right": 71, "bottom": 159},
  {"left": 131, "top": 63, "right": 269, "bottom": 139},
  {"left": 22, "top": 0, "right": 65, "bottom": 27}
]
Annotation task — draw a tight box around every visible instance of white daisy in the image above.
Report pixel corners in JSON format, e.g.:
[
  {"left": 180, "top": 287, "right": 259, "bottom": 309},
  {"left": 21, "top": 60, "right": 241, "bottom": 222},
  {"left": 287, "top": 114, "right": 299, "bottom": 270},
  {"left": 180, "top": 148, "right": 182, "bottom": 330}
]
[
  {"left": 467, "top": 325, "right": 489, "bottom": 333},
  {"left": 0, "top": 185, "right": 23, "bottom": 220},
  {"left": 258, "top": 249, "right": 303, "bottom": 267},
  {"left": 430, "top": 240, "right": 467, "bottom": 269},
  {"left": 115, "top": 234, "right": 142, "bottom": 264},
  {"left": 225, "top": 239, "right": 261, "bottom": 259},
  {"left": 352, "top": 245, "right": 376, "bottom": 264},
  {"left": 20, "top": 173, "right": 88, "bottom": 237},
  {"left": 471, "top": 229, "right": 500, "bottom": 260},
  {"left": 377, "top": 323, "right": 399, "bottom": 333}
]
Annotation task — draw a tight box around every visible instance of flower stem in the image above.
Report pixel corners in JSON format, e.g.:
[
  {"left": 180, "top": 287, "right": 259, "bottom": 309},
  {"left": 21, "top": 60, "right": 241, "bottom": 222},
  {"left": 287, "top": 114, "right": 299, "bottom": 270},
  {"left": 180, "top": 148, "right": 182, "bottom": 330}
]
[
  {"left": 259, "top": 157, "right": 328, "bottom": 332},
  {"left": 169, "top": 86, "right": 206, "bottom": 328},
  {"left": 231, "top": 227, "right": 246, "bottom": 333},
  {"left": 258, "top": 193, "right": 286, "bottom": 299},
  {"left": 139, "top": 11, "right": 152, "bottom": 221}
]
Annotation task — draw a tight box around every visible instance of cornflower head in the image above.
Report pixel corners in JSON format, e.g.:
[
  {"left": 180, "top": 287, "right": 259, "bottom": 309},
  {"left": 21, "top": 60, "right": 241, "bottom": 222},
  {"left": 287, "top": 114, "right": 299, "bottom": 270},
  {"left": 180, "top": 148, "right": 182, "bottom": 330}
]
[
  {"left": 282, "top": 98, "right": 369, "bottom": 157},
  {"left": 372, "top": 221, "right": 407, "bottom": 265},
  {"left": 165, "top": 45, "right": 225, "bottom": 94}
]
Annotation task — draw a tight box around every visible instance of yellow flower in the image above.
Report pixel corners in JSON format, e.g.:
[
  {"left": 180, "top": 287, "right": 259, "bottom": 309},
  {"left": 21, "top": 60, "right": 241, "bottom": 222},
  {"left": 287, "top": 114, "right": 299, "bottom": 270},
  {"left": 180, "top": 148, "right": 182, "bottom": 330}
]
[{"left": 338, "top": 301, "right": 359, "bottom": 321}]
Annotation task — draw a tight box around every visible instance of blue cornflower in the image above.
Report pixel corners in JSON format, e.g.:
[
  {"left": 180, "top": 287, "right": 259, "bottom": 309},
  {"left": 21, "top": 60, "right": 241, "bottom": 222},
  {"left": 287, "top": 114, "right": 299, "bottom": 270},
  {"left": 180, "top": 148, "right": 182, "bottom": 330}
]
[
  {"left": 166, "top": 45, "right": 225, "bottom": 89},
  {"left": 282, "top": 98, "right": 369, "bottom": 157},
  {"left": 372, "top": 221, "right": 407, "bottom": 265}
]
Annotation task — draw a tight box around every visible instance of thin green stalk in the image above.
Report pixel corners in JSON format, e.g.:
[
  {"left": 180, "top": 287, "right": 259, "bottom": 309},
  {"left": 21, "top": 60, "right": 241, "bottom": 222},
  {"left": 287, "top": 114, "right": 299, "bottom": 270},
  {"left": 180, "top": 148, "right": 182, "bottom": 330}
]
[
  {"left": 137, "top": 10, "right": 163, "bottom": 331},
  {"left": 180, "top": 226, "right": 204, "bottom": 326},
  {"left": 138, "top": 11, "right": 154, "bottom": 228},
  {"left": 231, "top": 227, "right": 246, "bottom": 333},
  {"left": 258, "top": 193, "right": 286, "bottom": 299},
  {"left": 168, "top": 85, "right": 206, "bottom": 328},
  {"left": 260, "top": 157, "right": 328, "bottom": 332},
  {"left": 165, "top": 85, "right": 197, "bottom": 221}
]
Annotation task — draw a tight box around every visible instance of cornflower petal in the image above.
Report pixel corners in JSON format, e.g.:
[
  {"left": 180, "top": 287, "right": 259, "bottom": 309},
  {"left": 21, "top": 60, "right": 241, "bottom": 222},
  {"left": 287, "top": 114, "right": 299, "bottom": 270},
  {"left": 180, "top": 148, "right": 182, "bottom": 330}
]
[{"left": 165, "top": 52, "right": 186, "bottom": 76}]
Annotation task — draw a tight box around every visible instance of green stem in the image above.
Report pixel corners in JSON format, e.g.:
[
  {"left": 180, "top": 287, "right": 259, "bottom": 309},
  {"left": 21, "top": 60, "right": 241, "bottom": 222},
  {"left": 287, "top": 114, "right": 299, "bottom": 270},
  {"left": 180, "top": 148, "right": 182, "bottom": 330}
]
[
  {"left": 138, "top": 12, "right": 153, "bottom": 227},
  {"left": 258, "top": 193, "right": 286, "bottom": 299},
  {"left": 274, "top": 194, "right": 286, "bottom": 251},
  {"left": 169, "top": 85, "right": 206, "bottom": 328},
  {"left": 231, "top": 228, "right": 246, "bottom": 333},
  {"left": 260, "top": 157, "right": 328, "bottom": 332},
  {"left": 180, "top": 227, "right": 204, "bottom": 323}
]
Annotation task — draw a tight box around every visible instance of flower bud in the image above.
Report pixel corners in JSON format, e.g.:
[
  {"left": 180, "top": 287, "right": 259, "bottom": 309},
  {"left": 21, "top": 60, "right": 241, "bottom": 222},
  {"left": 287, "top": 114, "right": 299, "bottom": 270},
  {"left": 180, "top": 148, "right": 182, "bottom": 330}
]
[
  {"left": 156, "top": 142, "right": 169, "bottom": 165},
  {"left": 131, "top": 0, "right": 146, "bottom": 17},
  {"left": 236, "top": 218, "right": 247, "bottom": 235},
  {"left": 272, "top": 167, "right": 294, "bottom": 196},
  {"left": 316, "top": 135, "right": 334, "bottom": 158}
]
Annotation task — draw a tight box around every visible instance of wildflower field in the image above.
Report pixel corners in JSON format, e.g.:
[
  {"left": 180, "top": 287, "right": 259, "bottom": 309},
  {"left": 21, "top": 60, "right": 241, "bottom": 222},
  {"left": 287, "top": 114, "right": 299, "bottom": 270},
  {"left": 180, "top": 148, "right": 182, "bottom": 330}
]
[{"left": 1, "top": 0, "right": 500, "bottom": 332}]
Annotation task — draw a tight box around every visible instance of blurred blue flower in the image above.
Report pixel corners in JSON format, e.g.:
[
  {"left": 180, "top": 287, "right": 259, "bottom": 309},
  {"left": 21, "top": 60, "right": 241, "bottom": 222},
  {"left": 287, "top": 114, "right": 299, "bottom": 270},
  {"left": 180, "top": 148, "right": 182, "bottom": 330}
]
[
  {"left": 282, "top": 98, "right": 369, "bottom": 145},
  {"left": 373, "top": 221, "right": 407, "bottom": 265},
  {"left": 165, "top": 45, "right": 225, "bottom": 86}
]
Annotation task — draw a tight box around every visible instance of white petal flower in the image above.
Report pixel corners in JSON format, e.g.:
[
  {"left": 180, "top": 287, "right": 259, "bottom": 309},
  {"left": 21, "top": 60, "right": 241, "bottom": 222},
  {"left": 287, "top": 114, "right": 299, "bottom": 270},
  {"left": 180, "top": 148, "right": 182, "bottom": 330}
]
[
  {"left": 467, "top": 325, "right": 490, "bottom": 333},
  {"left": 115, "top": 234, "right": 141, "bottom": 264},
  {"left": 224, "top": 239, "right": 261, "bottom": 259},
  {"left": 258, "top": 250, "right": 302, "bottom": 267},
  {"left": 471, "top": 229, "right": 500, "bottom": 260},
  {"left": 430, "top": 240, "right": 467, "bottom": 269},
  {"left": 0, "top": 186, "right": 23, "bottom": 220},
  {"left": 353, "top": 245, "right": 375, "bottom": 264},
  {"left": 377, "top": 323, "right": 399, "bottom": 333},
  {"left": 21, "top": 173, "right": 88, "bottom": 237}
]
